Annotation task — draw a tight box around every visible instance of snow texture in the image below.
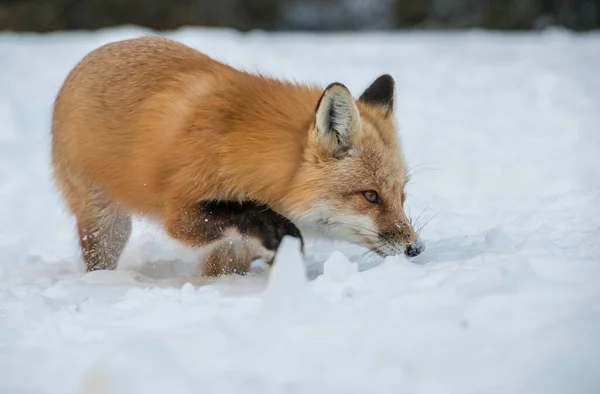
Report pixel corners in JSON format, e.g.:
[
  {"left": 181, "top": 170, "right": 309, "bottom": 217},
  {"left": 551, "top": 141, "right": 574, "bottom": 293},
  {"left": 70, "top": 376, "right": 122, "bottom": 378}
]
[{"left": 1, "top": 27, "right": 599, "bottom": 394}]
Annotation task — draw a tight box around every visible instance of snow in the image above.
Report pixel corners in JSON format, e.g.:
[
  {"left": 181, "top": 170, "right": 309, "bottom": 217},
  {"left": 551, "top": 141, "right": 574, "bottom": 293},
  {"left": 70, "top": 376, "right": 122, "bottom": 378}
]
[
  {"left": 1, "top": 26, "right": 600, "bottom": 394},
  {"left": 261, "top": 237, "right": 330, "bottom": 324}
]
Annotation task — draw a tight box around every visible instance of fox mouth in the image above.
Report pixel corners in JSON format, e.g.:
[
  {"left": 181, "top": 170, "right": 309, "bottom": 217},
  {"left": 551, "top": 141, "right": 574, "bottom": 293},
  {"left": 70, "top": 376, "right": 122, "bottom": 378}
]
[
  {"left": 371, "top": 247, "right": 389, "bottom": 258},
  {"left": 358, "top": 236, "right": 402, "bottom": 258},
  {"left": 349, "top": 230, "right": 402, "bottom": 258},
  {"left": 364, "top": 239, "right": 424, "bottom": 258},
  {"left": 328, "top": 224, "right": 424, "bottom": 258},
  {"left": 370, "top": 244, "right": 402, "bottom": 258}
]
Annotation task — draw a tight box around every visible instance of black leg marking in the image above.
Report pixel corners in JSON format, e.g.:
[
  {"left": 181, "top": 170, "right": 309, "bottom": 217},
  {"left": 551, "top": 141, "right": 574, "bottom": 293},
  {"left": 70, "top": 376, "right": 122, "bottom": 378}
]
[{"left": 197, "top": 200, "right": 304, "bottom": 256}]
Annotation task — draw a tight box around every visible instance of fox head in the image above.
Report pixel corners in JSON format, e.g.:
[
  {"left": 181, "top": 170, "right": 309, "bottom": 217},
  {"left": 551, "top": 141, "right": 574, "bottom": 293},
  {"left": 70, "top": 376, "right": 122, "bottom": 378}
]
[{"left": 287, "top": 74, "right": 424, "bottom": 258}]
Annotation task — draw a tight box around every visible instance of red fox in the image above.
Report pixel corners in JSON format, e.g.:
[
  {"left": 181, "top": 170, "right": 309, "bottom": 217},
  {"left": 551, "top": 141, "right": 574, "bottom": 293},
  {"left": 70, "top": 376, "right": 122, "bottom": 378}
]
[{"left": 51, "top": 36, "right": 424, "bottom": 277}]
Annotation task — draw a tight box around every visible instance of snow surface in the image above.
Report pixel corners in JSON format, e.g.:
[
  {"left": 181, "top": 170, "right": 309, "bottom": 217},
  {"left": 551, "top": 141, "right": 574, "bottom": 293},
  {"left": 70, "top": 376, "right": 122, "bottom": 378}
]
[{"left": 1, "top": 26, "right": 600, "bottom": 394}]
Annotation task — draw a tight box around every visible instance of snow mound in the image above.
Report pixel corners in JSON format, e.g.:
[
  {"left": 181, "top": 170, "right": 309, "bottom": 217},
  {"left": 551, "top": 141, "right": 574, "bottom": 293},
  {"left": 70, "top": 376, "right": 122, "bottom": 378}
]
[
  {"left": 313, "top": 250, "right": 369, "bottom": 299},
  {"left": 260, "top": 236, "right": 329, "bottom": 324}
]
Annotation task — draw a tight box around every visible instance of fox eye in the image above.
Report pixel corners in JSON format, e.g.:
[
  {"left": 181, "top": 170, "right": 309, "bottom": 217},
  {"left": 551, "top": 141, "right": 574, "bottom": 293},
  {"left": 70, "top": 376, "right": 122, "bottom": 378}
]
[{"left": 362, "top": 190, "right": 381, "bottom": 205}]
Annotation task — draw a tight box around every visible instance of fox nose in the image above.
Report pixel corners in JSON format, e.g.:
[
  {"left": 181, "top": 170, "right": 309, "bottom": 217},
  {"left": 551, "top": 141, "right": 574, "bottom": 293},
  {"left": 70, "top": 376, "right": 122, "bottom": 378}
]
[{"left": 404, "top": 241, "right": 424, "bottom": 257}]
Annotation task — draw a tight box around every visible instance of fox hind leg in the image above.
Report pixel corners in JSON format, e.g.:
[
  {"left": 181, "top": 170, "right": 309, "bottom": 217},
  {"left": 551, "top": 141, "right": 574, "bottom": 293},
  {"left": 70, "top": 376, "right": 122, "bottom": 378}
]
[
  {"left": 76, "top": 191, "right": 132, "bottom": 272},
  {"left": 52, "top": 130, "right": 132, "bottom": 272}
]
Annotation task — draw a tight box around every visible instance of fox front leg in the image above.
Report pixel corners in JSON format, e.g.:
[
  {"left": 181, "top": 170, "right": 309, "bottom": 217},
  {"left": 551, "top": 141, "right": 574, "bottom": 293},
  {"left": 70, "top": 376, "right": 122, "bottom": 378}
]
[{"left": 165, "top": 200, "right": 304, "bottom": 274}]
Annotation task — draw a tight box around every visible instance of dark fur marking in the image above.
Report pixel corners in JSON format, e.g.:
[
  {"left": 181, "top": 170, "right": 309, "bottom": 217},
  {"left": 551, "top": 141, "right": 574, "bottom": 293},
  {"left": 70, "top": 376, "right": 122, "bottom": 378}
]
[
  {"left": 198, "top": 200, "right": 304, "bottom": 254},
  {"left": 359, "top": 74, "right": 394, "bottom": 112}
]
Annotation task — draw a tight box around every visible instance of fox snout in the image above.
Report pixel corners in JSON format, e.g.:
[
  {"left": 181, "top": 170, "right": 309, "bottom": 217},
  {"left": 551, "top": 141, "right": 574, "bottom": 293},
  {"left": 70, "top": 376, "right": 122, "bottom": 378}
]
[
  {"left": 404, "top": 240, "right": 425, "bottom": 257},
  {"left": 376, "top": 235, "right": 424, "bottom": 258},
  {"left": 378, "top": 220, "right": 424, "bottom": 258}
]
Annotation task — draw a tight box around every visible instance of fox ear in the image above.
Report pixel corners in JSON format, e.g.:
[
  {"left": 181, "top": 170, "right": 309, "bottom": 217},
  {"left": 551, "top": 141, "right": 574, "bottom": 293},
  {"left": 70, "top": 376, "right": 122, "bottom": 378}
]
[
  {"left": 313, "top": 83, "right": 360, "bottom": 158},
  {"left": 359, "top": 74, "right": 394, "bottom": 115}
]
